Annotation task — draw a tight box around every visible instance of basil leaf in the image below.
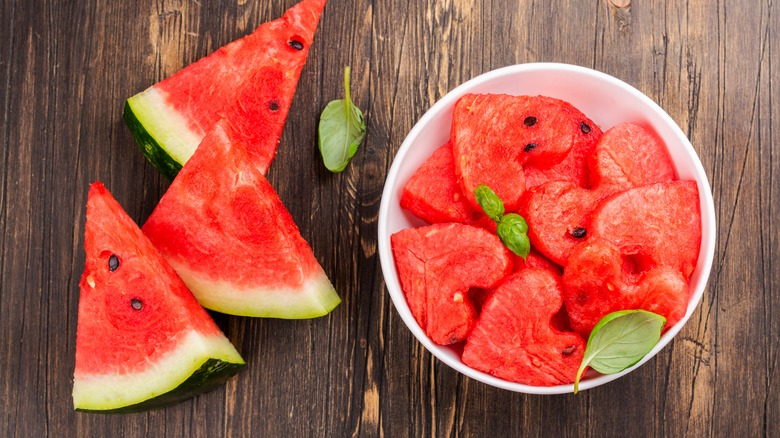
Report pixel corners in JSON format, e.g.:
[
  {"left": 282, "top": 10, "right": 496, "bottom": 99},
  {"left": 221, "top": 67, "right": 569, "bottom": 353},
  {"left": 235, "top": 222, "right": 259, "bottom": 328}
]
[
  {"left": 496, "top": 215, "right": 530, "bottom": 260},
  {"left": 318, "top": 66, "right": 366, "bottom": 173},
  {"left": 475, "top": 184, "right": 504, "bottom": 222},
  {"left": 574, "top": 309, "right": 666, "bottom": 393}
]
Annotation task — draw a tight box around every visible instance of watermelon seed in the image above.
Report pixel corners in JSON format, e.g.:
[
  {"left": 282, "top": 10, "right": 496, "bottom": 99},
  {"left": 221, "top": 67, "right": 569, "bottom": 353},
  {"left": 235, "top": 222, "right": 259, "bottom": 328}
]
[
  {"left": 562, "top": 345, "right": 576, "bottom": 356},
  {"left": 524, "top": 143, "right": 537, "bottom": 152},
  {"left": 571, "top": 227, "right": 587, "bottom": 238},
  {"left": 523, "top": 116, "right": 537, "bottom": 127},
  {"left": 580, "top": 121, "right": 592, "bottom": 134},
  {"left": 130, "top": 298, "right": 143, "bottom": 311},
  {"left": 108, "top": 254, "right": 120, "bottom": 272},
  {"left": 288, "top": 40, "right": 304, "bottom": 50},
  {"left": 269, "top": 101, "right": 280, "bottom": 112}
]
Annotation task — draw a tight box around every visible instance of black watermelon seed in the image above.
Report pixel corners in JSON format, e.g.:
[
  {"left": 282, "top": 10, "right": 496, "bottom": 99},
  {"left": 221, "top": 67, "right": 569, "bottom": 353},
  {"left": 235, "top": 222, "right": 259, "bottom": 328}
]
[
  {"left": 523, "top": 116, "right": 537, "bottom": 127},
  {"left": 524, "top": 143, "right": 537, "bottom": 152},
  {"left": 562, "top": 345, "right": 576, "bottom": 356},
  {"left": 108, "top": 254, "right": 120, "bottom": 272},
  {"left": 571, "top": 227, "right": 587, "bottom": 238},
  {"left": 288, "top": 40, "right": 304, "bottom": 50},
  {"left": 580, "top": 121, "right": 592, "bottom": 134},
  {"left": 269, "top": 101, "right": 280, "bottom": 112},
  {"left": 130, "top": 298, "right": 143, "bottom": 311}
]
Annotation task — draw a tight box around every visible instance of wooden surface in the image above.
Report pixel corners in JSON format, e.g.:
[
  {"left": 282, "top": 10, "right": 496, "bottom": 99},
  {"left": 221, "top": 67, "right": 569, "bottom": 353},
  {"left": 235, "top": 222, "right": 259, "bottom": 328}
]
[{"left": 1, "top": 0, "right": 777, "bottom": 436}]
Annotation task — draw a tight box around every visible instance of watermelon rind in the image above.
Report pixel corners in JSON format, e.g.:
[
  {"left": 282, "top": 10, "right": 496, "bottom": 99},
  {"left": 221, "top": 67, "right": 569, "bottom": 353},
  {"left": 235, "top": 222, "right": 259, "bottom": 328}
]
[
  {"left": 124, "top": 91, "right": 199, "bottom": 181},
  {"left": 173, "top": 266, "right": 341, "bottom": 319},
  {"left": 73, "top": 330, "right": 245, "bottom": 413}
]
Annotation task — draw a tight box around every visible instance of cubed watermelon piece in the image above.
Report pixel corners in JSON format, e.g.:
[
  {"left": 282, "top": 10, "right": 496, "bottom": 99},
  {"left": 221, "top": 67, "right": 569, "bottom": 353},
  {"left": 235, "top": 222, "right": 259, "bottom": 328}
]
[
  {"left": 589, "top": 122, "right": 676, "bottom": 191},
  {"left": 452, "top": 94, "right": 597, "bottom": 211},
  {"left": 391, "top": 223, "right": 512, "bottom": 345},
  {"left": 400, "top": 142, "right": 476, "bottom": 224},
  {"left": 590, "top": 181, "right": 701, "bottom": 279},
  {"left": 462, "top": 269, "right": 586, "bottom": 386},
  {"left": 562, "top": 238, "right": 689, "bottom": 336}
]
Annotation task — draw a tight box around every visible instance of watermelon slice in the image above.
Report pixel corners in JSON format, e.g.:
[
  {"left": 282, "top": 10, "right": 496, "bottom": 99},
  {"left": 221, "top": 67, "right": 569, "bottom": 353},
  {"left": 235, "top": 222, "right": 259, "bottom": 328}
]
[
  {"left": 390, "top": 223, "right": 512, "bottom": 345},
  {"left": 142, "top": 120, "right": 340, "bottom": 318},
  {"left": 462, "top": 269, "right": 586, "bottom": 386},
  {"left": 124, "top": 0, "right": 326, "bottom": 179},
  {"left": 74, "top": 182, "right": 244, "bottom": 413}
]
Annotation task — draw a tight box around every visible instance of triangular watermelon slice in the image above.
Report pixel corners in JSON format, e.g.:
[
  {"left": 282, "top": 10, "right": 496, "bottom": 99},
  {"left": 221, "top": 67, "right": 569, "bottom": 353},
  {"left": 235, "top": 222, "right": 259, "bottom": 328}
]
[
  {"left": 142, "top": 119, "right": 340, "bottom": 318},
  {"left": 74, "top": 182, "right": 245, "bottom": 413},
  {"left": 124, "top": 0, "right": 326, "bottom": 179}
]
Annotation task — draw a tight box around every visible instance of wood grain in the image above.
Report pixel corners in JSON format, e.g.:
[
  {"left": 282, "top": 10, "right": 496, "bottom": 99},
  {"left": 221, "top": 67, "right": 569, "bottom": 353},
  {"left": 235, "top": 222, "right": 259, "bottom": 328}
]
[{"left": 1, "top": 0, "right": 777, "bottom": 436}]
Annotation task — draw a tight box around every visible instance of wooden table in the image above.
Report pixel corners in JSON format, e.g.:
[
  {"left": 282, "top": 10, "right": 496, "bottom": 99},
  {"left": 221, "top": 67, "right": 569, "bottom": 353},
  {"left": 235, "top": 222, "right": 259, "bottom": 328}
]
[{"left": 1, "top": 0, "right": 777, "bottom": 436}]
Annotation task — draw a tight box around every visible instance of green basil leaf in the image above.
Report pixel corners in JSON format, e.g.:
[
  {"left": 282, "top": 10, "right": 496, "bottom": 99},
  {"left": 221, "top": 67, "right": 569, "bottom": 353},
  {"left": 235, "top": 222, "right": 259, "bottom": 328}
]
[
  {"left": 496, "top": 216, "right": 530, "bottom": 259},
  {"left": 574, "top": 309, "right": 666, "bottom": 393},
  {"left": 318, "top": 66, "right": 366, "bottom": 173},
  {"left": 474, "top": 184, "right": 504, "bottom": 222}
]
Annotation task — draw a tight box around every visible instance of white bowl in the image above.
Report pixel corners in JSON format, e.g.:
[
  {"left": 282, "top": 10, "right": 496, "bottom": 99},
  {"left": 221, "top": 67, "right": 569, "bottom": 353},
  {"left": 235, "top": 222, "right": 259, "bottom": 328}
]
[{"left": 377, "top": 63, "right": 716, "bottom": 394}]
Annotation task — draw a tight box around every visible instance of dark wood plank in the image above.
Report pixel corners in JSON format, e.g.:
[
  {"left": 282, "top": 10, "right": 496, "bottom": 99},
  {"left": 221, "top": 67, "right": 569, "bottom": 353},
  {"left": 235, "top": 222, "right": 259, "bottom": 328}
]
[{"left": 0, "top": 0, "right": 778, "bottom": 436}]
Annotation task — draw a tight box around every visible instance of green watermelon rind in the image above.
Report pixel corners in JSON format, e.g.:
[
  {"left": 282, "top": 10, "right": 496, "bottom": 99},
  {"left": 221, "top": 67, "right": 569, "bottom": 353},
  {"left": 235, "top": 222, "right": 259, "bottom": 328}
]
[
  {"left": 73, "top": 330, "right": 245, "bottom": 413},
  {"left": 175, "top": 267, "right": 341, "bottom": 319},
  {"left": 123, "top": 89, "right": 201, "bottom": 181}
]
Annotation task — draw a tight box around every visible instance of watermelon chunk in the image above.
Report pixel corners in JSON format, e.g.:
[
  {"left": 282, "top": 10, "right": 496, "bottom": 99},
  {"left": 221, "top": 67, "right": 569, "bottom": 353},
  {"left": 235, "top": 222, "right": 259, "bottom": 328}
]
[
  {"left": 462, "top": 269, "right": 586, "bottom": 386},
  {"left": 400, "top": 141, "right": 476, "bottom": 224},
  {"left": 142, "top": 120, "right": 340, "bottom": 318},
  {"left": 390, "top": 223, "right": 512, "bottom": 345},
  {"left": 589, "top": 122, "right": 676, "bottom": 191},
  {"left": 452, "top": 94, "right": 599, "bottom": 211},
  {"left": 562, "top": 238, "right": 689, "bottom": 336},
  {"left": 74, "top": 182, "right": 244, "bottom": 413},
  {"left": 590, "top": 181, "right": 701, "bottom": 279},
  {"left": 124, "top": 0, "right": 326, "bottom": 179}
]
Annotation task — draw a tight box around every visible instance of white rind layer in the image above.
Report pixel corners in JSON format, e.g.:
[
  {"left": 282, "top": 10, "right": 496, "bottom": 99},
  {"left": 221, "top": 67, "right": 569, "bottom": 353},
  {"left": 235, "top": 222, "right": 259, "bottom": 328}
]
[
  {"left": 171, "top": 262, "right": 341, "bottom": 318},
  {"left": 72, "top": 330, "right": 244, "bottom": 411},
  {"left": 126, "top": 88, "right": 203, "bottom": 164}
]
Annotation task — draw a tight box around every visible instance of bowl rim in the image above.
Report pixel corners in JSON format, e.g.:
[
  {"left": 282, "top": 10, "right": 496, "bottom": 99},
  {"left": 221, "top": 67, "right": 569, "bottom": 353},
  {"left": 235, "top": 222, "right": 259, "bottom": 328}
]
[{"left": 378, "top": 62, "right": 716, "bottom": 394}]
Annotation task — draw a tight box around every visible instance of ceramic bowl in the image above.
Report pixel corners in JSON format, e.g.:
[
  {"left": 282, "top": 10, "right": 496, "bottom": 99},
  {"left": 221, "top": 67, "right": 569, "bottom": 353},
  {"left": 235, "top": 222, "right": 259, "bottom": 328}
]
[{"left": 377, "top": 63, "right": 716, "bottom": 394}]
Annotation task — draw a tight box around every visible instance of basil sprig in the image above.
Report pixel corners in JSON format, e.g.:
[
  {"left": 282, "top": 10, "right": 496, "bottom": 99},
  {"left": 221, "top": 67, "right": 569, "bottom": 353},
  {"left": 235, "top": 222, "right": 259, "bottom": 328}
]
[
  {"left": 574, "top": 309, "right": 666, "bottom": 393},
  {"left": 318, "top": 66, "right": 366, "bottom": 172},
  {"left": 474, "top": 185, "right": 530, "bottom": 259}
]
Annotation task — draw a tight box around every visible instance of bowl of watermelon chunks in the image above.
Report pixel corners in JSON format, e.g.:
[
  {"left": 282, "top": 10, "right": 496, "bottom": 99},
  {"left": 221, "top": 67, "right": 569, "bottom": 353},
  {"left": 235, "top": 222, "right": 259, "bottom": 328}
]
[{"left": 378, "top": 63, "right": 716, "bottom": 394}]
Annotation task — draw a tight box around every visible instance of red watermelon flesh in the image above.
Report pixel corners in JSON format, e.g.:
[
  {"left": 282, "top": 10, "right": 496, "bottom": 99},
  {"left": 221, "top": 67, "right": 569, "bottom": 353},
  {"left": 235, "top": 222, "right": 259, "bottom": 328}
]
[
  {"left": 74, "top": 182, "right": 244, "bottom": 412},
  {"left": 124, "top": 0, "right": 326, "bottom": 178},
  {"left": 462, "top": 269, "right": 586, "bottom": 386},
  {"left": 142, "top": 119, "right": 340, "bottom": 318},
  {"left": 452, "top": 94, "right": 593, "bottom": 211},
  {"left": 391, "top": 223, "right": 513, "bottom": 345},
  {"left": 562, "top": 238, "right": 689, "bottom": 336},
  {"left": 590, "top": 180, "right": 701, "bottom": 279},
  {"left": 521, "top": 181, "right": 600, "bottom": 266},
  {"left": 400, "top": 141, "right": 476, "bottom": 224},
  {"left": 523, "top": 109, "right": 603, "bottom": 189},
  {"left": 589, "top": 122, "right": 676, "bottom": 191}
]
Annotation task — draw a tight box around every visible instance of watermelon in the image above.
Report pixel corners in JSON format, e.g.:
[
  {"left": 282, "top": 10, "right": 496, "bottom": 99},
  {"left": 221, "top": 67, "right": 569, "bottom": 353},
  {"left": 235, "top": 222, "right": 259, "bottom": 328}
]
[
  {"left": 400, "top": 141, "right": 476, "bottom": 224},
  {"left": 142, "top": 119, "right": 340, "bottom": 318},
  {"left": 462, "top": 269, "right": 586, "bottom": 386},
  {"left": 390, "top": 223, "right": 512, "bottom": 345},
  {"left": 124, "top": 0, "right": 326, "bottom": 179},
  {"left": 74, "top": 182, "right": 244, "bottom": 413},
  {"left": 452, "top": 94, "right": 599, "bottom": 211},
  {"left": 562, "top": 238, "right": 689, "bottom": 336},
  {"left": 590, "top": 181, "right": 701, "bottom": 279}
]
